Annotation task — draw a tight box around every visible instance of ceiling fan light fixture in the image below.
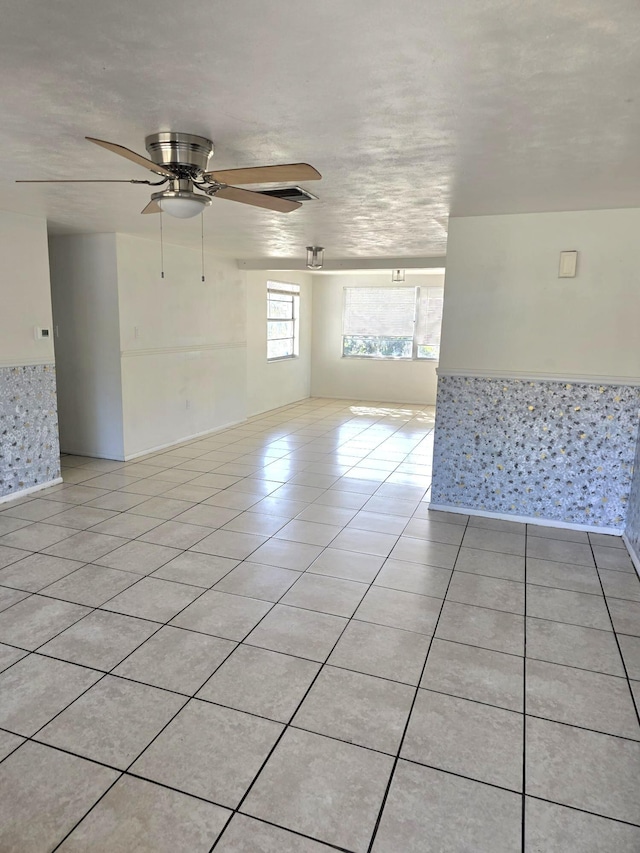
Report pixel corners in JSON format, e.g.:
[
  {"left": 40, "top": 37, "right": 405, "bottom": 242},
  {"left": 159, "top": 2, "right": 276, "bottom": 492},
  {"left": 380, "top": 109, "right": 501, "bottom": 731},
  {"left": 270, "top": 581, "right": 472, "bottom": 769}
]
[
  {"left": 306, "top": 246, "right": 324, "bottom": 269},
  {"left": 156, "top": 191, "right": 212, "bottom": 219}
]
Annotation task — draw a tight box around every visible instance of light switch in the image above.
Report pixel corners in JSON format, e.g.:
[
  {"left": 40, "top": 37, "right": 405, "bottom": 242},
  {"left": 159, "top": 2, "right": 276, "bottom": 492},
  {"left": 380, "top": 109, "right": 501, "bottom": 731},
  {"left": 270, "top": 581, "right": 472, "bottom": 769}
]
[{"left": 559, "top": 251, "right": 578, "bottom": 278}]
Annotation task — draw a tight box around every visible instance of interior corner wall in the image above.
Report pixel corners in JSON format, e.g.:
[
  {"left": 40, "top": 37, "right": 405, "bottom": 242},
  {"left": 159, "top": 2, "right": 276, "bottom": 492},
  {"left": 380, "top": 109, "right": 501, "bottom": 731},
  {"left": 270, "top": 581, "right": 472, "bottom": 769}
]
[
  {"left": 115, "top": 234, "right": 248, "bottom": 458},
  {"left": 49, "top": 233, "right": 125, "bottom": 460},
  {"left": 245, "top": 270, "right": 312, "bottom": 417},
  {"left": 432, "top": 209, "right": 640, "bottom": 529},
  {"left": 310, "top": 273, "right": 442, "bottom": 405},
  {"left": 0, "top": 211, "right": 60, "bottom": 499}
]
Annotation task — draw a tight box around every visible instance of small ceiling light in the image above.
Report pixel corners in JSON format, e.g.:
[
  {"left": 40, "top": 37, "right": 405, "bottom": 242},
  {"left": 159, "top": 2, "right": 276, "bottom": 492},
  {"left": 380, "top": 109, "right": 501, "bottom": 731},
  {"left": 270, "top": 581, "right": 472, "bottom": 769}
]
[
  {"left": 156, "top": 191, "right": 212, "bottom": 219},
  {"left": 306, "top": 246, "right": 324, "bottom": 269},
  {"left": 392, "top": 269, "right": 406, "bottom": 283}
]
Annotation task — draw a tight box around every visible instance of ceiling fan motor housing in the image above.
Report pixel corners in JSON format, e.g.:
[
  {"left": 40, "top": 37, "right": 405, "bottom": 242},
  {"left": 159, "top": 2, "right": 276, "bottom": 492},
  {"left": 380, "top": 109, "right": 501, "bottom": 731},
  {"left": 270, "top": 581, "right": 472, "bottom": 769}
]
[{"left": 145, "top": 132, "right": 214, "bottom": 176}]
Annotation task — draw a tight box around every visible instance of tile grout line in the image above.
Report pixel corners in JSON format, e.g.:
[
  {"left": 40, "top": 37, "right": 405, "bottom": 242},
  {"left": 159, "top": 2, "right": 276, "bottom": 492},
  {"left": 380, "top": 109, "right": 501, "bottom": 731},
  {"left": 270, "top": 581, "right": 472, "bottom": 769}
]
[
  {"left": 76, "top": 440, "right": 407, "bottom": 852},
  {"left": 2, "top": 401, "right": 636, "bottom": 850},
  {"left": 1, "top": 507, "right": 304, "bottom": 777},
  {"left": 4, "top": 721, "right": 640, "bottom": 836},
  {"left": 44, "top": 543, "right": 279, "bottom": 853},
  {"left": 6, "top": 509, "right": 632, "bottom": 581},
  {"left": 206, "top": 533, "right": 406, "bottom": 851},
  {"left": 5, "top": 561, "right": 639, "bottom": 635},
  {"left": 5, "top": 634, "right": 640, "bottom": 750},
  {"left": 0, "top": 553, "right": 251, "bottom": 853},
  {"left": 209, "top": 813, "right": 354, "bottom": 853},
  {"left": 24, "top": 563, "right": 223, "bottom": 742},
  {"left": 364, "top": 514, "right": 471, "bottom": 853},
  {"left": 589, "top": 539, "right": 640, "bottom": 730},
  {"left": 522, "top": 520, "right": 528, "bottom": 852},
  {"left": 1, "top": 523, "right": 636, "bottom": 738},
  {"left": 3, "top": 412, "right": 431, "bottom": 520},
  {"left": 0, "top": 534, "right": 634, "bottom": 706}
]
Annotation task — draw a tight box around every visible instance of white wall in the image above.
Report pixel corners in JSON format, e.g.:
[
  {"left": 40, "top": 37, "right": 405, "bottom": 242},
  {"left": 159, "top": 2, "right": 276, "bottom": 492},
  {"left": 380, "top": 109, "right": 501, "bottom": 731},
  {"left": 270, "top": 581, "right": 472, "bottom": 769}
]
[
  {"left": 245, "top": 271, "right": 313, "bottom": 417},
  {"left": 0, "top": 211, "right": 60, "bottom": 499},
  {"left": 49, "top": 232, "right": 249, "bottom": 460},
  {"left": 439, "top": 209, "right": 640, "bottom": 379},
  {"left": 0, "top": 210, "right": 54, "bottom": 366},
  {"left": 116, "top": 234, "right": 247, "bottom": 457},
  {"left": 311, "top": 273, "right": 442, "bottom": 404},
  {"left": 432, "top": 207, "right": 640, "bottom": 529},
  {"left": 49, "top": 234, "right": 124, "bottom": 459}
]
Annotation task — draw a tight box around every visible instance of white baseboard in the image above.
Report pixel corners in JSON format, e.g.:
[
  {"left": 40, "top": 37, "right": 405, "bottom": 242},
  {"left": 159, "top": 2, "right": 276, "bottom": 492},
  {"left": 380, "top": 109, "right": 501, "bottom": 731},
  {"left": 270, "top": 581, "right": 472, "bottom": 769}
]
[
  {"left": 311, "top": 394, "right": 436, "bottom": 407},
  {"left": 427, "top": 502, "right": 624, "bottom": 536},
  {"left": 123, "top": 418, "right": 248, "bottom": 461},
  {"left": 0, "top": 477, "right": 64, "bottom": 505},
  {"left": 246, "top": 395, "right": 312, "bottom": 419},
  {"left": 60, "top": 448, "right": 124, "bottom": 462},
  {"left": 622, "top": 534, "right": 640, "bottom": 579}
]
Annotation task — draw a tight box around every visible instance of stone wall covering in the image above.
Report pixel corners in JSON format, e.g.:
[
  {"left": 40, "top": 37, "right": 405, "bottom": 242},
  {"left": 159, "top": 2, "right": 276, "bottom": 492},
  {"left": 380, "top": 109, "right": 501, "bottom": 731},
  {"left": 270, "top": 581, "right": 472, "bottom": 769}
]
[
  {"left": 432, "top": 375, "right": 640, "bottom": 528},
  {"left": 625, "top": 434, "right": 640, "bottom": 560},
  {"left": 0, "top": 364, "right": 61, "bottom": 498}
]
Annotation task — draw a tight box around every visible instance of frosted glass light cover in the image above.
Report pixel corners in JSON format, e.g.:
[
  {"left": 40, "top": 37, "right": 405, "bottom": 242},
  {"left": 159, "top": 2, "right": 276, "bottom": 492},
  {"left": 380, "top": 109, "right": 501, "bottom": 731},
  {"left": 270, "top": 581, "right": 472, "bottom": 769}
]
[{"left": 158, "top": 196, "right": 208, "bottom": 218}]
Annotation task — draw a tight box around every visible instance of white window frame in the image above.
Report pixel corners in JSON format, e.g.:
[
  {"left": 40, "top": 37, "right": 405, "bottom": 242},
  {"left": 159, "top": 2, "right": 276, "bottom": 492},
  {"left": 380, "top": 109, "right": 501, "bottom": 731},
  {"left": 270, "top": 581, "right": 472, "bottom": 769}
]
[
  {"left": 341, "top": 285, "right": 443, "bottom": 361},
  {"left": 267, "top": 281, "right": 300, "bottom": 361}
]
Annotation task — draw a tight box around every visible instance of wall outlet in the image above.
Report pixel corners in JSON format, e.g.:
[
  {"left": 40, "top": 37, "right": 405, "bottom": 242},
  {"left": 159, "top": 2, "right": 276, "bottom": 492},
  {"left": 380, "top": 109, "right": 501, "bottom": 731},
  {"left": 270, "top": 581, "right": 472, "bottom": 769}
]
[
  {"left": 134, "top": 326, "right": 140, "bottom": 339},
  {"left": 185, "top": 399, "right": 191, "bottom": 410}
]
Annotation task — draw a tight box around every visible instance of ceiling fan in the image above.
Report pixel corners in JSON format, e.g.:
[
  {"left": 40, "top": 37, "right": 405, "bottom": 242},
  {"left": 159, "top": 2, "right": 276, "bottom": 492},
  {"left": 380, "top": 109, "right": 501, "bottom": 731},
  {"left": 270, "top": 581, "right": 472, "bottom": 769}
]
[{"left": 17, "top": 132, "right": 321, "bottom": 218}]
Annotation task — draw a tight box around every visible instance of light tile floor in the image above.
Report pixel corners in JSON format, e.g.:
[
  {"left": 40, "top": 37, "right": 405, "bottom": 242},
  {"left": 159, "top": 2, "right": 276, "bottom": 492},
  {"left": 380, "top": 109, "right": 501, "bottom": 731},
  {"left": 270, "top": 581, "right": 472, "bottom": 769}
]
[{"left": 0, "top": 398, "right": 639, "bottom": 851}]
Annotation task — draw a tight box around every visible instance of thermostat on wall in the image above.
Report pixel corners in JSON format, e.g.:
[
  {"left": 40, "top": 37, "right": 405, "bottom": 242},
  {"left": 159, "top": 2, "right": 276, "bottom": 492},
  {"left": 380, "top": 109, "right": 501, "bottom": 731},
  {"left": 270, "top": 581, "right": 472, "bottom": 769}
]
[{"left": 34, "top": 326, "right": 50, "bottom": 340}]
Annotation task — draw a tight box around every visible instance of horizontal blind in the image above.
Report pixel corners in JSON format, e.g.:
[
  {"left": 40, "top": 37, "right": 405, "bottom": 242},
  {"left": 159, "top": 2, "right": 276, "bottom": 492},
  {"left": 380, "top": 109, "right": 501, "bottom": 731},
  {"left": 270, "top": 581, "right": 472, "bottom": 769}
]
[
  {"left": 415, "top": 286, "right": 444, "bottom": 346},
  {"left": 343, "top": 287, "right": 416, "bottom": 337}
]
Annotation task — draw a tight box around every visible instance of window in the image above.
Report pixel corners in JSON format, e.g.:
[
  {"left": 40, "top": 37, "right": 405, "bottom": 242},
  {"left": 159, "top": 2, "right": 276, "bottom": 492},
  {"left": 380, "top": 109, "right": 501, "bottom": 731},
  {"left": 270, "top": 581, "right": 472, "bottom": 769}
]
[
  {"left": 342, "top": 285, "right": 443, "bottom": 360},
  {"left": 415, "top": 286, "right": 444, "bottom": 360},
  {"left": 267, "top": 281, "right": 300, "bottom": 360}
]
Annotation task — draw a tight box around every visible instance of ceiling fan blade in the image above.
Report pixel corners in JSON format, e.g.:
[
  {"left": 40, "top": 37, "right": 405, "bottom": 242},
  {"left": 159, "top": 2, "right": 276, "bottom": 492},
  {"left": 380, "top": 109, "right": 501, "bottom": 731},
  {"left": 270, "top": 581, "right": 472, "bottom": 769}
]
[
  {"left": 205, "top": 163, "right": 321, "bottom": 184},
  {"left": 86, "top": 137, "right": 177, "bottom": 178},
  {"left": 214, "top": 186, "right": 301, "bottom": 213},
  {"left": 141, "top": 199, "right": 161, "bottom": 214},
  {"left": 16, "top": 179, "right": 142, "bottom": 183}
]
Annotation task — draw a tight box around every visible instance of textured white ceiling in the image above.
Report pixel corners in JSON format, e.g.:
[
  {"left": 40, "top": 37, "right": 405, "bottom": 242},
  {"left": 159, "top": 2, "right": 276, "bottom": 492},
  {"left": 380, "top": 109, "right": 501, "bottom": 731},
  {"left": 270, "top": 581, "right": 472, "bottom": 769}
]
[{"left": 1, "top": 0, "right": 638, "bottom": 259}]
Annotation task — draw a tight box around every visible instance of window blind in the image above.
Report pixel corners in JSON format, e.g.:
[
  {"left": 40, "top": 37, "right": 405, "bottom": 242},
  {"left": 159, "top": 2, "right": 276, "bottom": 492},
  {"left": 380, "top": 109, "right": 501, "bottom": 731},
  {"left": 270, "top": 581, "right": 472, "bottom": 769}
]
[
  {"left": 415, "top": 287, "right": 444, "bottom": 347},
  {"left": 342, "top": 287, "right": 416, "bottom": 337}
]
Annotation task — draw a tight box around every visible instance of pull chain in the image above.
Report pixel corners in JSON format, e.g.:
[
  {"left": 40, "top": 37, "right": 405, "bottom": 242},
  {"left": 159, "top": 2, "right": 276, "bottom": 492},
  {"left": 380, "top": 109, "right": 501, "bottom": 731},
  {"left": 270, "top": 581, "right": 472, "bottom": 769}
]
[
  {"left": 160, "top": 211, "right": 165, "bottom": 279},
  {"left": 201, "top": 214, "right": 205, "bottom": 282}
]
